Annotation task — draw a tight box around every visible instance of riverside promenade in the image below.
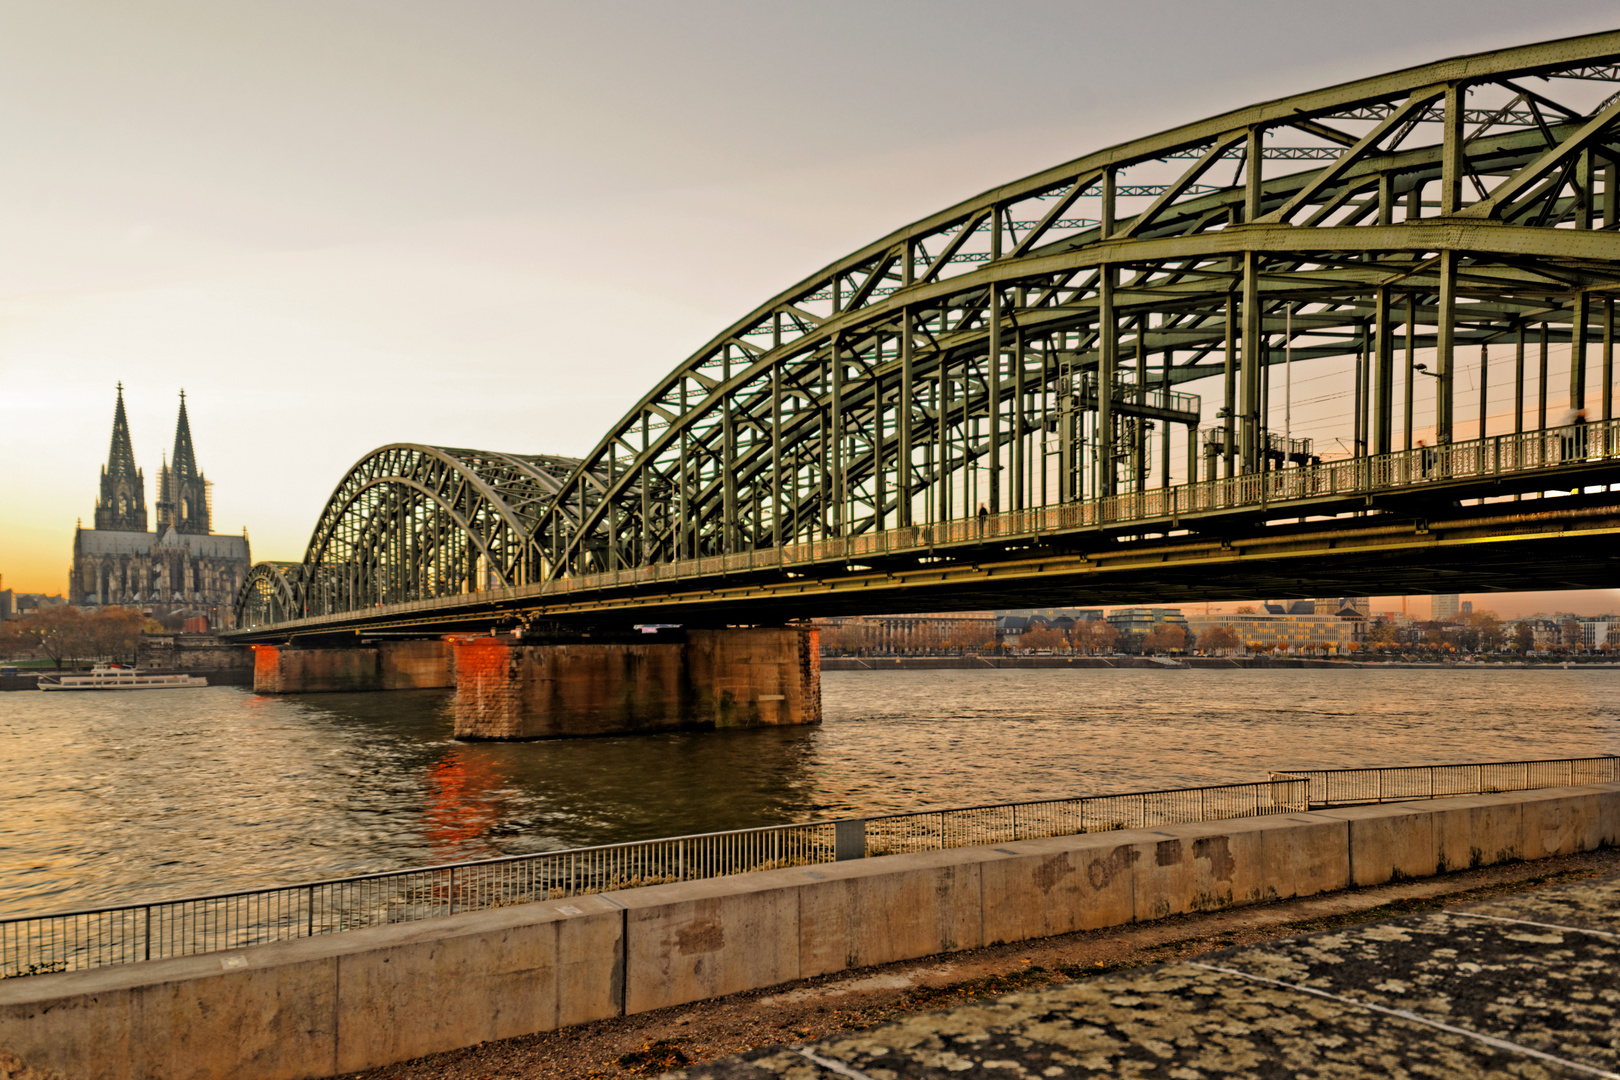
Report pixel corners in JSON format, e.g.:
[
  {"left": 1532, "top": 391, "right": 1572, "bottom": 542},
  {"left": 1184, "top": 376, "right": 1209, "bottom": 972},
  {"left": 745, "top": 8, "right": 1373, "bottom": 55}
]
[
  {"left": 4, "top": 778, "right": 1617, "bottom": 1080},
  {"left": 683, "top": 870, "right": 1620, "bottom": 1079}
]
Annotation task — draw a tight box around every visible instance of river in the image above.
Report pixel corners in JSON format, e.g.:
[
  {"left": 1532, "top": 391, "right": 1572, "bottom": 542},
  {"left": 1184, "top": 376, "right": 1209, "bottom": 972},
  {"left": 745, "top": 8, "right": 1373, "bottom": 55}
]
[{"left": 1, "top": 667, "right": 1616, "bottom": 917}]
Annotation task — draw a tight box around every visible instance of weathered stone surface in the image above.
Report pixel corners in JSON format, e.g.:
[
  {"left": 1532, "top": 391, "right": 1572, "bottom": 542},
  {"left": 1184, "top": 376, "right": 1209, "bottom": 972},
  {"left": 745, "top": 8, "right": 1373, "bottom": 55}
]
[
  {"left": 252, "top": 644, "right": 382, "bottom": 693},
  {"left": 619, "top": 875, "right": 802, "bottom": 1014},
  {"left": 453, "top": 627, "right": 820, "bottom": 739},
  {"left": 138, "top": 633, "right": 253, "bottom": 674},
  {"left": 378, "top": 639, "right": 455, "bottom": 690},
  {"left": 1316, "top": 802, "right": 1438, "bottom": 886},
  {"left": 1519, "top": 786, "right": 1615, "bottom": 859},
  {"left": 333, "top": 900, "right": 621, "bottom": 1072},
  {"left": 798, "top": 849, "right": 987, "bottom": 978},
  {"left": 681, "top": 872, "right": 1620, "bottom": 1079},
  {"left": 977, "top": 833, "right": 1137, "bottom": 943},
  {"left": 1430, "top": 793, "right": 1524, "bottom": 871},
  {"left": 0, "top": 900, "right": 622, "bottom": 1080},
  {"left": 1258, "top": 812, "right": 1350, "bottom": 898},
  {"left": 0, "top": 951, "right": 339, "bottom": 1080},
  {"left": 1145, "top": 818, "right": 1272, "bottom": 913}
]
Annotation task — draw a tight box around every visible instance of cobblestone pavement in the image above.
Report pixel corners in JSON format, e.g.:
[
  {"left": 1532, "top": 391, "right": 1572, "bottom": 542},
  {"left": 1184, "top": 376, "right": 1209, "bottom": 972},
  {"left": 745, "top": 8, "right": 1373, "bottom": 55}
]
[{"left": 675, "top": 873, "right": 1620, "bottom": 1079}]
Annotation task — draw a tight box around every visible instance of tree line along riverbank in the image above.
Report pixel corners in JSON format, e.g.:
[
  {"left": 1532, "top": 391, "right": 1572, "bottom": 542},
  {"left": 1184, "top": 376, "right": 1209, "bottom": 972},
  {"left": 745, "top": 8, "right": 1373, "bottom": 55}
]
[{"left": 820, "top": 655, "right": 1620, "bottom": 670}]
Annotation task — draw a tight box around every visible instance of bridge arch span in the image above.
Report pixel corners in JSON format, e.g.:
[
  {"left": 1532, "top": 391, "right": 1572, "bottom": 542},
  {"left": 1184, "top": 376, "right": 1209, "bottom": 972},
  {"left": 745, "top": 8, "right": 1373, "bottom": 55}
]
[
  {"left": 236, "top": 562, "right": 305, "bottom": 628},
  {"left": 528, "top": 30, "right": 1620, "bottom": 582},
  {"left": 236, "top": 31, "right": 1620, "bottom": 632},
  {"left": 240, "top": 444, "right": 607, "bottom": 624}
]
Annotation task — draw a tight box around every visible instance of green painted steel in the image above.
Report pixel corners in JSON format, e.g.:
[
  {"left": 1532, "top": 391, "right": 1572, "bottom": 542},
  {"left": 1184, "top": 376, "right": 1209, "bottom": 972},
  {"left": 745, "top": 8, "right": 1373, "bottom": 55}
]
[{"left": 237, "top": 31, "right": 1620, "bottom": 632}]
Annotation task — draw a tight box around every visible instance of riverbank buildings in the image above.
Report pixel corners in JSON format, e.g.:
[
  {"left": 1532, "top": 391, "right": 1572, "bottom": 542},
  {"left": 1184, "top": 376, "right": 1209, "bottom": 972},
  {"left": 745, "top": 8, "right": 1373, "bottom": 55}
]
[
  {"left": 1185, "top": 610, "right": 1356, "bottom": 653},
  {"left": 69, "top": 387, "right": 251, "bottom": 630},
  {"left": 1104, "top": 607, "right": 1191, "bottom": 639},
  {"left": 1432, "top": 594, "right": 1462, "bottom": 621}
]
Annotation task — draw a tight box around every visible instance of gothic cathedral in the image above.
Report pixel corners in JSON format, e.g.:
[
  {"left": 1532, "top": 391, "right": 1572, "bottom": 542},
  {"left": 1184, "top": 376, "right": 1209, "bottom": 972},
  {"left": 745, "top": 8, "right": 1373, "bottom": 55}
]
[{"left": 70, "top": 386, "right": 252, "bottom": 628}]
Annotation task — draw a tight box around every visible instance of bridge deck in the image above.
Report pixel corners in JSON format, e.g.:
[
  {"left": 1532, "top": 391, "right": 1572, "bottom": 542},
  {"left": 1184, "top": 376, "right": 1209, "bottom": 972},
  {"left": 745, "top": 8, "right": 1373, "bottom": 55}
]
[{"left": 230, "top": 422, "right": 1620, "bottom": 641}]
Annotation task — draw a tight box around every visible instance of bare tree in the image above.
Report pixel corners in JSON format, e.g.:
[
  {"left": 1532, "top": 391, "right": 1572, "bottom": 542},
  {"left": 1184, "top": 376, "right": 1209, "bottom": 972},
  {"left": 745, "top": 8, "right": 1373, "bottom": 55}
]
[
  {"left": 85, "top": 607, "right": 146, "bottom": 663},
  {"left": 0, "top": 606, "right": 89, "bottom": 669},
  {"left": 948, "top": 624, "right": 994, "bottom": 653},
  {"left": 1072, "top": 619, "right": 1119, "bottom": 655},
  {"left": 1561, "top": 617, "right": 1585, "bottom": 651},
  {"left": 1144, "top": 624, "right": 1187, "bottom": 654}
]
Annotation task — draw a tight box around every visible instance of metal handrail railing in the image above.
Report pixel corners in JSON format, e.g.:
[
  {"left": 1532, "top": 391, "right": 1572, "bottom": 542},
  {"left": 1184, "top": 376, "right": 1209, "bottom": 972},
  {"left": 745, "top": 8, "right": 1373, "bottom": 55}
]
[
  {"left": 546, "top": 418, "right": 1620, "bottom": 606},
  {"left": 2, "top": 777, "right": 1308, "bottom": 978},
  {"left": 241, "top": 418, "right": 1620, "bottom": 631},
  {"left": 1271, "top": 754, "right": 1619, "bottom": 808},
  {"left": 7, "top": 754, "right": 1616, "bottom": 979}
]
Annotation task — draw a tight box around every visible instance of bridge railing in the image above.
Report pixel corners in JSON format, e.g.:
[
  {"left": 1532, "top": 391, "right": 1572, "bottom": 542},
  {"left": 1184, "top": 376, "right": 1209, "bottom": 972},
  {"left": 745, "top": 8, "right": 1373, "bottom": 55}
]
[
  {"left": 7, "top": 755, "right": 1615, "bottom": 979},
  {"left": 236, "top": 419, "right": 1620, "bottom": 630},
  {"left": 682, "top": 421, "right": 1616, "bottom": 586},
  {"left": 1270, "top": 754, "right": 1619, "bottom": 808}
]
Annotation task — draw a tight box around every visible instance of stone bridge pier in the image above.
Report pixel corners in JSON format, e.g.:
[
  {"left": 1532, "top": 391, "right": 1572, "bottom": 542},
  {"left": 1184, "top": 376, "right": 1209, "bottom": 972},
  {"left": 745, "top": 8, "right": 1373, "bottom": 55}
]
[
  {"left": 252, "top": 639, "right": 457, "bottom": 693},
  {"left": 251, "top": 627, "right": 821, "bottom": 740},
  {"left": 451, "top": 626, "right": 821, "bottom": 739}
]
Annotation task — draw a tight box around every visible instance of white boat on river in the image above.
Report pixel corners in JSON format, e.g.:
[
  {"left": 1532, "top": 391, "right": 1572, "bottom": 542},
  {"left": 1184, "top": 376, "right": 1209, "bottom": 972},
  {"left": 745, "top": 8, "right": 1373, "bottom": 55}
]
[{"left": 38, "top": 665, "right": 208, "bottom": 691}]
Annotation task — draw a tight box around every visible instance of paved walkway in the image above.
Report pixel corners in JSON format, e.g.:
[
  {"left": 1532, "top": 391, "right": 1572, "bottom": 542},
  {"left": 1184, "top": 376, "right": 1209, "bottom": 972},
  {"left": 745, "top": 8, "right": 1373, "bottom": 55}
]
[{"left": 678, "top": 873, "right": 1620, "bottom": 1079}]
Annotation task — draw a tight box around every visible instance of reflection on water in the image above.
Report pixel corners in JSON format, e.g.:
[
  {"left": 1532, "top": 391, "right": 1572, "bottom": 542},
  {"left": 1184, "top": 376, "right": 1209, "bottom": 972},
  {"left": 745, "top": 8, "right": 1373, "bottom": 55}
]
[{"left": 0, "top": 668, "right": 1615, "bottom": 916}]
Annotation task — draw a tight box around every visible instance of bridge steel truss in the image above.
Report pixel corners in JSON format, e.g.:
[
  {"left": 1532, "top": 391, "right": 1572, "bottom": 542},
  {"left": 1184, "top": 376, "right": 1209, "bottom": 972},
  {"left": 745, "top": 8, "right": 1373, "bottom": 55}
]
[
  {"left": 239, "top": 31, "right": 1620, "bottom": 631},
  {"left": 255, "top": 445, "right": 609, "bottom": 618}
]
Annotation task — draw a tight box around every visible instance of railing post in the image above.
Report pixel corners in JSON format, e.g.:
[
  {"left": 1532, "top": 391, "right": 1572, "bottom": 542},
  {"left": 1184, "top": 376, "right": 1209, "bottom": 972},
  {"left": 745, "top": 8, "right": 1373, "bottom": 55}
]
[
  {"left": 144, "top": 905, "right": 151, "bottom": 962},
  {"left": 307, "top": 885, "right": 315, "bottom": 938},
  {"left": 834, "top": 819, "right": 866, "bottom": 861}
]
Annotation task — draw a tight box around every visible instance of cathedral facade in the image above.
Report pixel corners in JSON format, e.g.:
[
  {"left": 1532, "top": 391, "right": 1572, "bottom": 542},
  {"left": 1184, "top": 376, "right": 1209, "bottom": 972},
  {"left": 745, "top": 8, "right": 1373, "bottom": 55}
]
[{"left": 70, "top": 386, "right": 252, "bottom": 629}]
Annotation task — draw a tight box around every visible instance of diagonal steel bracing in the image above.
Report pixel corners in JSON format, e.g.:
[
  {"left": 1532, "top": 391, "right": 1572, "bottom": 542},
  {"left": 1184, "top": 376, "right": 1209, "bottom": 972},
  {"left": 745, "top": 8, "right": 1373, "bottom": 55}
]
[{"left": 236, "top": 31, "right": 1620, "bottom": 634}]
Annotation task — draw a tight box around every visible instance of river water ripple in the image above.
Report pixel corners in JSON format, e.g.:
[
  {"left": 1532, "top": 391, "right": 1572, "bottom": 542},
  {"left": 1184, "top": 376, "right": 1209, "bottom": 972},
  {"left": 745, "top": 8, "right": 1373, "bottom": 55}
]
[{"left": 1, "top": 668, "right": 1616, "bottom": 916}]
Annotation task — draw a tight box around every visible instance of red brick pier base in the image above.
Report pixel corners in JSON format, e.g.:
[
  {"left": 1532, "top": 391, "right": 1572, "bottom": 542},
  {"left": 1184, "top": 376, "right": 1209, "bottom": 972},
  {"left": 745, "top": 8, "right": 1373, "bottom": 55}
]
[{"left": 452, "top": 627, "right": 821, "bottom": 739}]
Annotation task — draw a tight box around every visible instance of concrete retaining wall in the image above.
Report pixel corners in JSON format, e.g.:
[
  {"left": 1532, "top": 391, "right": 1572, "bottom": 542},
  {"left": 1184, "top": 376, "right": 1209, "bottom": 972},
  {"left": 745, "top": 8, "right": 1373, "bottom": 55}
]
[
  {"left": 4, "top": 783, "right": 1616, "bottom": 1080},
  {"left": 138, "top": 635, "right": 254, "bottom": 676}
]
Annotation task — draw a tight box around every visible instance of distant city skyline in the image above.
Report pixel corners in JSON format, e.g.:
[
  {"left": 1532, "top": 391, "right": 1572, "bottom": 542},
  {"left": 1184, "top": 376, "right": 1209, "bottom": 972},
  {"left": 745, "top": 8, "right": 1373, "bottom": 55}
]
[{"left": 4, "top": 2, "right": 1619, "bottom": 620}]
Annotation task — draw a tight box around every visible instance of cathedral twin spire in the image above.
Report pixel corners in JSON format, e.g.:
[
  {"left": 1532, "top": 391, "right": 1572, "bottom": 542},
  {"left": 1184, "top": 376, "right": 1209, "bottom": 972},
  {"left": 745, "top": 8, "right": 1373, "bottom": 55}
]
[
  {"left": 93, "top": 386, "right": 212, "bottom": 536},
  {"left": 94, "top": 383, "right": 146, "bottom": 531}
]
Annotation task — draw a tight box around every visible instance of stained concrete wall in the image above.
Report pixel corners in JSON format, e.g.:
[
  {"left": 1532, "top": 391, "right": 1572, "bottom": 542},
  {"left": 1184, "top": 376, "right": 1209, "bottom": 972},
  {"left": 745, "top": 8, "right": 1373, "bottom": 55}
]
[
  {"left": 138, "top": 635, "right": 254, "bottom": 674},
  {"left": 252, "top": 641, "right": 454, "bottom": 694},
  {"left": 4, "top": 783, "right": 1616, "bottom": 1080},
  {"left": 378, "top": 640, "right": 455, "bottom": 690},
  {"left": 253, "top": 645, "right": 381, "bottom": 693},
  {"left": 453, "top": 627, "right": 820, "bottom": 739}
]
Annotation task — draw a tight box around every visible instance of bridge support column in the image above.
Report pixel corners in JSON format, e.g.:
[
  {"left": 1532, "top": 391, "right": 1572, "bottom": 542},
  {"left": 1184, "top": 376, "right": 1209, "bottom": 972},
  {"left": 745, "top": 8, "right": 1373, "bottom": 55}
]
[
  {"left": 452, "top": 627, "right": 821, "bottom": 740},
  {"left": 252, "top": 640, "right": 456, "bottom": 693}
]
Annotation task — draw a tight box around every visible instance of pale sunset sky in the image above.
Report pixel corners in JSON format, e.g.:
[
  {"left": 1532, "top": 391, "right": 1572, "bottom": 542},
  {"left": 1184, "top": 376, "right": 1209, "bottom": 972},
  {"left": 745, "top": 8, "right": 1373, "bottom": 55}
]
[{"left": 2, "top": 1, "right": 1618, "bottom": 620}]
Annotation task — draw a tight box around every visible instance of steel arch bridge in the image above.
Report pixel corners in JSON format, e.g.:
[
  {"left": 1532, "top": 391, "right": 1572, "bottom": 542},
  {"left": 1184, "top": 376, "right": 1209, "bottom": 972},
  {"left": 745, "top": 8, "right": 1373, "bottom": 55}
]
[{"left": 236, "top": 31, "right": 1620, "bottom": 638}]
